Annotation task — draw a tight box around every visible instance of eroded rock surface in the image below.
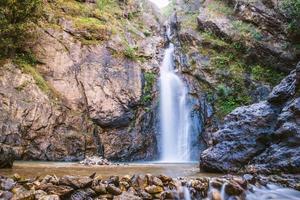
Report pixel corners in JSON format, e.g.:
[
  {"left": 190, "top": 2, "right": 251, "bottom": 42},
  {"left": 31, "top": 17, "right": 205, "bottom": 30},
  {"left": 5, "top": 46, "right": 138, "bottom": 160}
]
[
  {"left": 0, "top": 0, "right": 162, "bottom": 161},
  {"left": 200, "top": 62, "right": 300, "bottom": 173}
]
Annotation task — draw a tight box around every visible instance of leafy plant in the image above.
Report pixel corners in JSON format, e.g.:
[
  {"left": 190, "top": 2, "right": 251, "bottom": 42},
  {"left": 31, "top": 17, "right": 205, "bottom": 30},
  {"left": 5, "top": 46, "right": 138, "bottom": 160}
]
[
  {"left": 251, "top": 65, "right": 284, "bottom": 85},
  {"left": 96, "top": 0, "right": 111, "bottom": 10},
  {"left": 14, "top": 53, "right": 50, "bottom": 94},
  {"left": 232, "top": 20, "right": 263, "bottom": 41},
  {"left": 123, "top": 45, "right": 138, "bottom": 60},
  {"left": 281, "top": 0, "right": 300, "bottom": 34},
  {"left": 0, "top": 0, "right": 42, "bottom": 58},
  {"left": 142, "top": 72, "right": 156, "bottom": 105}
]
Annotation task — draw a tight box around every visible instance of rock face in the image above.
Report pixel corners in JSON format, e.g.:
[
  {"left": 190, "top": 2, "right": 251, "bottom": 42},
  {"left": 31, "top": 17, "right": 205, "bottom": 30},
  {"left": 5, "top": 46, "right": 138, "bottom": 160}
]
[
  {"left": 0, "top": 0, "right": 162, "bottom": 161},
  {"left": 200, "top": 62, "right": 300, "bottom": 174},
  {"left": 197, "top": 0, "right": 299, "bottom": 72},
  {"left": 0, "top": 145, "right": 14, "bottom": 168}
]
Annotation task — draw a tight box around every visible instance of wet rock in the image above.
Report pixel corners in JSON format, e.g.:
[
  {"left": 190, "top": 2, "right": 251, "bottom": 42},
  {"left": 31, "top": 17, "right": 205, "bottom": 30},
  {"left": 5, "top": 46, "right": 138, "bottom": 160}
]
[
  {"left": 93, "top": 184, "right": 107, "bottom": 194},
  {"left": 151, "top": 177, "right": 163, "bottom": 187},
  {"left": 225, "top": 182, "right": 245, "bottom": 196},
  {"left": 160, "top": 191, "right": 178, "bottom": 199},
  {"left": 12, "top": 186, "right": 35, "bottom": 200},
  {"left": 190, "top": 178, "right": 209, "bottom": 193},
  {"left": 108, "top": 176, "right": 120, "bottom": 187},
  {"left": 131, "top": 175, "right": 148, "bottom": 189},
  {"left": 120, "top": 175, "right": 131, "bottom": 183},
  {"left": 157, "top": 175, "right": 172, "bottom": 185},
  {"left": 119, "top": 181, "right": 130, "bottom": 191},
  {"left": 70, "top": 189, "right": 95, "bottom": 200},
  {"left": 210, "top": 189, "right": 221, "bottom": 200},
  {"left": 113, "top": 191, "right": 142, "bottom": 200},
  {"left": 79, "top": 156, "right": 112, "bottom": 166},
  {"left": 200, "top": 63, "right": 300, "bottom": 173},
  {"left": 268, "top": 66, "right": 299, "bottom": 104},
  {"left": 144, "top": 185, "right": 163, "bottom": 194},
  {"left": 98, "top": 193, "right": 114, "bottom": 200},
  {"left": 39, "top": 184, "right": 74, "bottom": 197},
  {"left": 138, "top": 190, "right": 152, "bottom": 199},
  {"left": 0, "top": 178, "right": 15, "bottom": 191},
  {"left": 41, "top": 175, "right": 59, "bottom": 185},
  {"left": 0, "top": 191, "right": 13, "bottom": 200},
  {"left": 0, "top": 145, "right": 14, "bottom": 168},
  {"left": 59, "top": 176, "right": 93, "bottom": 189},
  {"left": 106, "top": 184, "right": 122, "bottom": 195}
]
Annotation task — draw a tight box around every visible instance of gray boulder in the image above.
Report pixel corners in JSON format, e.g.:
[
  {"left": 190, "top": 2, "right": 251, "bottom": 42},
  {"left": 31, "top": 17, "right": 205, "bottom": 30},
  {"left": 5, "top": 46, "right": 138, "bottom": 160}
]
[
  {"left": 0, "top": 145, "right": 14, "bottom": 168},
  {"left": 200, "top": 62, "right": 300, "bottom": 174}
]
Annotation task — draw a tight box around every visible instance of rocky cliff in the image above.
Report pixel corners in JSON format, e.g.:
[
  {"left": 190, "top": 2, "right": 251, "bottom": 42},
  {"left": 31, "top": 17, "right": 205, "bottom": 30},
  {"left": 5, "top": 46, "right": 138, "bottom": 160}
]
[
  {"left": 0, "top": 0, "right": 163, "bottom": 161},
  {"left": 200, "top": 62, "right": 300, "bottom": 174}
]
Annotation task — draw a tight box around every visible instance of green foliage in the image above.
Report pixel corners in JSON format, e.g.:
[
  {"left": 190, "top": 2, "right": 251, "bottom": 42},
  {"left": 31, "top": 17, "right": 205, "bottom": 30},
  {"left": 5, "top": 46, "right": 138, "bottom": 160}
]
[
  {"left": 206, "top": 0, "right": 234, "bottom": 15},
  {"left": 0, "top": 0, "right": 42, "bottom": 58},
  {"left": 123, "top": 45, "right": 138, "bottom": 60},
  {"left": 216, "top": 84, "right": 232, "bottom": 96},
  {"left": 251, "top": 65, "right": 284, "bottom": 85},
  {"left": 142, "top": 72, "right": 156, "bottom": 105},
  {"left": 201, "top": 32, "right": 229, "bottom": 48},
  {"left": 14, "top": 53, "right": 51, "bottom": 94},
  {"left": 211, "top": 56, "right": 231, "bottom": 69},
  {"left": 96, "top": 0, "right": 111, "bottom": 10},
  {"left": 214, "top": 84, "right": 251, "bottom": 118},
  {"left": 232, "top": 20, "right": 263, "bottom": 41},
  {"left": 281, "top": 0, "right": 300, "bottom": 34}
]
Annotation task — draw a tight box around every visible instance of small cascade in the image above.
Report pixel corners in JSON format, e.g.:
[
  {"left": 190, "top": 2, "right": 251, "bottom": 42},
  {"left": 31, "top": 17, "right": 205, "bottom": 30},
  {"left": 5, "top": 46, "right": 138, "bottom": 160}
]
[
  {"left": 246, "top": 184, "right": 300, "bottom": 200},
  {"left": 220, "top": 183, "right": 227, "bottom": 200},
  {"left": 160, "top": 24, "right": 192, "bottom": 162},
  {"left": 183, "top": 187, "right": 192, "bottom": 200}
]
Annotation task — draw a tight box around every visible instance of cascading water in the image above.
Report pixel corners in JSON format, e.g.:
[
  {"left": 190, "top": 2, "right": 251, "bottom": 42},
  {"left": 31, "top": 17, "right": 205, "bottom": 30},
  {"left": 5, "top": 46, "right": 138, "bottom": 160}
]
[{"left": 160, "top": 25, "right": 191, "bottom": 162}]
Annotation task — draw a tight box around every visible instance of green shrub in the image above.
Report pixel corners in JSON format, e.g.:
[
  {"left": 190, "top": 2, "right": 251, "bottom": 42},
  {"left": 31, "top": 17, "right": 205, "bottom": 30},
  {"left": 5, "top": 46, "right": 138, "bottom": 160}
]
[
  {"left": 0, "top": 0, "right": 42, "bottom": 58},
  {"left": 251, "top": 65, "right": 284, "bottom": 85},
  {"left": 15, "top": 53, "right": 50, "bottom": 94},
  {"left": 232, "top": 20, "right": 263, "bottom": 41},
  {"left": 216, "top": 84, "right": 232, "bottom": 97},
  {"left": 123, "top": 45, "right": 138, "bottom": 60},
  {"left": 142, "top": 72, "right": 156, "bottom": 105},
  {"left": 281, "top": 0, "right": 300, "bottom": 34},
  {"left": 96, "top": 0, "right": 111, "bottom": 10}
]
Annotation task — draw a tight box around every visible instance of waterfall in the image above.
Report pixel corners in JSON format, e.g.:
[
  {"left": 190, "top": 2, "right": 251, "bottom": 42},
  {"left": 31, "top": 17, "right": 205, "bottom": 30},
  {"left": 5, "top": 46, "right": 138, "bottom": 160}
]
[{"left": 160, "top": 25, "right": 191, "bottom": 162}]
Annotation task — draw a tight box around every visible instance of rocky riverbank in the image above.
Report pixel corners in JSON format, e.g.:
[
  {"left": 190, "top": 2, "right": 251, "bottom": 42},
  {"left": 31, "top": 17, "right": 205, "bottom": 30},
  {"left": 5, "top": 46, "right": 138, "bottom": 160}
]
[{"left": 0, "top": 172, "right": 300, "bottom": 200}]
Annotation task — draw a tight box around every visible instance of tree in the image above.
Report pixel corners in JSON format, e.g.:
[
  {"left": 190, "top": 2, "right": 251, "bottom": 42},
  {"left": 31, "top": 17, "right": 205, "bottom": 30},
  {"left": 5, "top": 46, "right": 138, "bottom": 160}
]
[{"left": 0, "top": 0, "right": 42, "bottom": 58}]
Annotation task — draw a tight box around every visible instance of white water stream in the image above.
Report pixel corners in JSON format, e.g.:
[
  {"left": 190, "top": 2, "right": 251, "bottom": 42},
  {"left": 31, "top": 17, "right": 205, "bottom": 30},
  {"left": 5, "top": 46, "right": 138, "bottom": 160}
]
[{"left": 160, "top": 26, "right": 191, "bottom": 162}]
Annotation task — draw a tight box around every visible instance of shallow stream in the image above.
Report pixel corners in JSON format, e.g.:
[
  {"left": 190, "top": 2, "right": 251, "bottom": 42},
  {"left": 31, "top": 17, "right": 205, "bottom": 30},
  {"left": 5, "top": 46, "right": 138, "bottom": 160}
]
[{"left": 0, "top": 161, "right": 219, "bottom": 179}]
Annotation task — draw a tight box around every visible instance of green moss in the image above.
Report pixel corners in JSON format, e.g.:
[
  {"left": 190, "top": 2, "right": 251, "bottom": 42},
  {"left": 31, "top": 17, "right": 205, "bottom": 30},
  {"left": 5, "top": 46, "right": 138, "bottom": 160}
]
[
  {"left": 232, "top": 20, "right": 263, "bottom": 41},
  {"left": 15, "top": 54, "right": 50, "bottom": 94},
  {"left": 214, "top": 84, "right": 251, "bottom": 118},
  {"left": 123, "top": 45, "right": 139, "bottom": 60},
  {"left": 251, "top": 65, "right": 285, "bottom": 85},
  {"left": 211, "top": 55, "right": 231, "bottom": 69},
  {"left": 201, "top": 32, "right": 229, "bottom": 48},
  {"left": 142, "top": 72, "right": 156, "bottom": 105},
  {"left": 206, "top": 0, "right": 234, "bottom": 15},
  {"left": 280, "top": 0, "right": 300, "bottom": 34},
  {"left": 181, "top": 12, "right": 199, "bottom": 30}
]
